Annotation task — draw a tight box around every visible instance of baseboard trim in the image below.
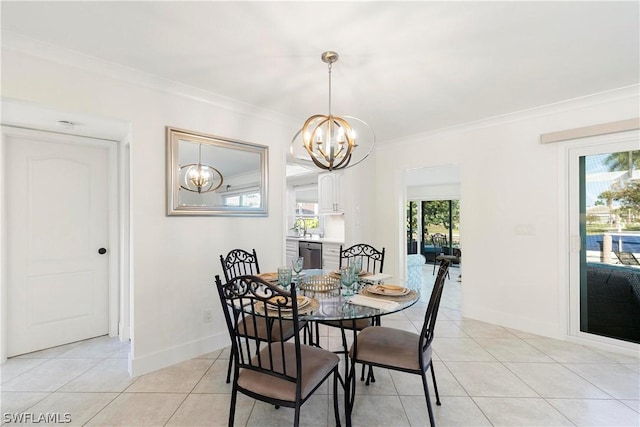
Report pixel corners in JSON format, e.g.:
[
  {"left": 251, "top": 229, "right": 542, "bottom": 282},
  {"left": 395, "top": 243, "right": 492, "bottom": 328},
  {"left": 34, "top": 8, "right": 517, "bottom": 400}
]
[
  {"left": 462, "top": 306, "right": 563, "bottom": 340},
  {"left": 128, "top": 332, "right": 229, "bottom": 377},
  {"left": 566, "top": 334, "right": 640, "bottom": 357}
]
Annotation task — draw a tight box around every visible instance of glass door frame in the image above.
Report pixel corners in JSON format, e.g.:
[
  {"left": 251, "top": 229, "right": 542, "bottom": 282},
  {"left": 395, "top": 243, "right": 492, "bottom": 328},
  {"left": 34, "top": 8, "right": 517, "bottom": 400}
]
[{"left": 564, "top": 129, "right": 639, "bottom": 351}]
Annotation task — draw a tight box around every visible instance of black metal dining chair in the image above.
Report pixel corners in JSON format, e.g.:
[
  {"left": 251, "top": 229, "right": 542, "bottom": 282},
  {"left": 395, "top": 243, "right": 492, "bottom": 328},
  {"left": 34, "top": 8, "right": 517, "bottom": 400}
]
[
  {"left": 320, "top": 243, "right": 386, "bottom": 381},
  {"left": 219, "top": 249, "right": 264, "bottom": 383},
  {"left": 348, "top": 259, "right": 452, "bottom": 427},
  {"left": 220, "top": 248, "right": 306, "bottom": 385},
  {"left": 215, "top": 274, "right": 341, "bottom": 427}
]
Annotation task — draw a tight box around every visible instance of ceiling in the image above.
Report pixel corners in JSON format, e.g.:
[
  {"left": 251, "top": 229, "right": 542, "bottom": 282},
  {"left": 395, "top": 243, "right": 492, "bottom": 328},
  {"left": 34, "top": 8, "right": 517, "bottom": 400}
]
[{"left": 2, "top": 1, "right": 638, "bottom": 146}]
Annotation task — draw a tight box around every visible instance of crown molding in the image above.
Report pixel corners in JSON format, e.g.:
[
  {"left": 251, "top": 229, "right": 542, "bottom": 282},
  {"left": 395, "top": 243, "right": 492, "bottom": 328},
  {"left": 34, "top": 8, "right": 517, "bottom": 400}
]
[
  {"left": 380, "top": 84, "right": 640, "bottom": 149},
  {"left": 2, "top": 31, "right": 297, "bottom": 130},
  {"left": 540, "top": 117, "right": 640, "bottom": 144}
]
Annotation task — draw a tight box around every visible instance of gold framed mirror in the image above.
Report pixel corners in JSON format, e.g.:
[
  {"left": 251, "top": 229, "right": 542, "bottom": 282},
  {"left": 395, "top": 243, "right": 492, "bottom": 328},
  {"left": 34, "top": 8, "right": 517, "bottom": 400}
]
[{"left": 166, "top": 127, "right": 268, "bottom": 216}]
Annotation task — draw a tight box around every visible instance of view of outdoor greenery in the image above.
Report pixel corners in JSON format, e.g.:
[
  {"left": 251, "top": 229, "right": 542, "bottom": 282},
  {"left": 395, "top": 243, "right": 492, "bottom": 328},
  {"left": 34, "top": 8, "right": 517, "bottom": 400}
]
[
  {"left": 587, "top": 150, "right": 639, "bottom": 234},
  {"left": 407, "top": 200, "right": 460, "bottom": 249},
  {"left": 581, "top": 150, "right": 639, "bottom": 345},
  {"left": 294, "top": 202, "right": 320, "bottom": 231}
]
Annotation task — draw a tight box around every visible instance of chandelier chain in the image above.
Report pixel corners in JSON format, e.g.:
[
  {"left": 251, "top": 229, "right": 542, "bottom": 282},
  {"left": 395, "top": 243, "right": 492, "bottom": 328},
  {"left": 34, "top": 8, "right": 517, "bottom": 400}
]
[{"left": 327, "top": 61, "right": 332, "bottom": 117}]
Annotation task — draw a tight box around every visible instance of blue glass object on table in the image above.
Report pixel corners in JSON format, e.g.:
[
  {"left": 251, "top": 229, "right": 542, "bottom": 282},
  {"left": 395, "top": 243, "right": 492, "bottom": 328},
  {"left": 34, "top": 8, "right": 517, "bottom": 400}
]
[
  {"left": 352, "top": 258, "right": 363, "bottom": 292},
  {"left": 277, "top": 266, "right": 293, "bottom": 290},
  {"left": 340, "top": 266, "right": 357, "bottom": 296},
  {"left": 292, "top": 257, "right": 304, "bottom": 284},
  {"left": 352, "top": 258, "right": 363, "bottom": 274}
]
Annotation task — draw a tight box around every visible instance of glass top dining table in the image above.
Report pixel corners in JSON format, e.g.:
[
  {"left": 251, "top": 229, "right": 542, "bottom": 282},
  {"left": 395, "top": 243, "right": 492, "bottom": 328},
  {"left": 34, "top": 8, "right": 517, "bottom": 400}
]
[{"left": 292, "top": 269, "right": 421, "bottom": 322}]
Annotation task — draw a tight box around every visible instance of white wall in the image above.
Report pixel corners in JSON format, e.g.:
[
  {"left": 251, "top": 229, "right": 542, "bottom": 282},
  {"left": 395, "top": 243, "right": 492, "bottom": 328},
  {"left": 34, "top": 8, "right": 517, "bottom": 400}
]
[
  {"left": 1, "top": 48, "right": 294, "bottom": 375},
  {"left": 371, "top": 86, "right": 640, "bottom": 339},
  {"left": 407, "top": 183, "right": 461, "bottom": 201}
]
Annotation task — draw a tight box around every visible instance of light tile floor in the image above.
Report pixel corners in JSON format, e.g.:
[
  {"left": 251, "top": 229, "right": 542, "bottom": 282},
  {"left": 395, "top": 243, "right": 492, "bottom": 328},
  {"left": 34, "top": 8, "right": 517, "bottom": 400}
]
[{"left": 2, "top": 266, "right": 639, "bottom": 426}]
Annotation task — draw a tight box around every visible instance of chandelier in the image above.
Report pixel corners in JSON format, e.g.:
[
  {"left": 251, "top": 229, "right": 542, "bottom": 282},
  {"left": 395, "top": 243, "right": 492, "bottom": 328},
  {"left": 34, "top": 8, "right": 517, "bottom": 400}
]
[
  {"left": 290, "top": 51, "right": 375, "bottom": 171},
  {"left": 179, "top": 143, "right": 223, "bottom": 193}
]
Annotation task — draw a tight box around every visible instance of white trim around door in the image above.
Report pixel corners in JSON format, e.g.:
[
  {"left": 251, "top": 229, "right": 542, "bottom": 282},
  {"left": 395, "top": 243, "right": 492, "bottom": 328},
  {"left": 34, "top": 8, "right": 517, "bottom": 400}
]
[
  {"left": 0, "top": 126, "right": 123, "bottom": 360},
  {"left": 560, "top": 129, "right": 640, "bottom": 355}
]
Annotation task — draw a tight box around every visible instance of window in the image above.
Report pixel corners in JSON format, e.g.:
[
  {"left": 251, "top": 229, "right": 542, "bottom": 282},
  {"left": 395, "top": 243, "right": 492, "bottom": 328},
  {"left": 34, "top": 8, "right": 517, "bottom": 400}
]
[
  {"left": 223, "top": 190, "right": 261, "bottom": 208},
  {"left": 295, "top": 202, "right": 322, "bottom": 233}
]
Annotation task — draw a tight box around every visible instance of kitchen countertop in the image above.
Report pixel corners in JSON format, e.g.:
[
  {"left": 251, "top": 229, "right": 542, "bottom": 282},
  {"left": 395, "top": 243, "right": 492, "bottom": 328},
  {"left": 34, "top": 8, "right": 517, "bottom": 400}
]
[{"left": 286, "top": 235, "right": 344, "bottom": 244}]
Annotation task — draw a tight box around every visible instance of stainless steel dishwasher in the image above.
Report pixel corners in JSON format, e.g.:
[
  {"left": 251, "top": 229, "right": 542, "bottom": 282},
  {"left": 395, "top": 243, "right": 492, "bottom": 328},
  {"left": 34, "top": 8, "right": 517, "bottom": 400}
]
[{"left": 299, "top": 241, "right": 322, "bottom": 269}]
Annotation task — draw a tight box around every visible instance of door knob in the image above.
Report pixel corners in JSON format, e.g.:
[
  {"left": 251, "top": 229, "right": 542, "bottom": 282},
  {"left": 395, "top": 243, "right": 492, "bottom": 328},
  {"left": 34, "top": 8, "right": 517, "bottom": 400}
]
[{"left": 98, "top": 248, "right": 107, "bottom": 255}]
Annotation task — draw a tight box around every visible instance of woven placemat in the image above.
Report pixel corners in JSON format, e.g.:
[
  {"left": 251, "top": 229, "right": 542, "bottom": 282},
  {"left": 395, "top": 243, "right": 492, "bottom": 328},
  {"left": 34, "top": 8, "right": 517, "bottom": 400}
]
[
  {"left": 253, "top": 297, "right": 320, "bottom": 317},
  {"left": 359, "top": 286, "right": 418, "bottom": 303}
]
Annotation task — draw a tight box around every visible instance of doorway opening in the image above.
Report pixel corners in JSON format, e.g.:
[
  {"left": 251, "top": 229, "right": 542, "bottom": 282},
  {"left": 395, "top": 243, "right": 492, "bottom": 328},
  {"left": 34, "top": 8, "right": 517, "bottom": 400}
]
[{"left": 404, "top": 164, "right": 461, "bottom": 278}]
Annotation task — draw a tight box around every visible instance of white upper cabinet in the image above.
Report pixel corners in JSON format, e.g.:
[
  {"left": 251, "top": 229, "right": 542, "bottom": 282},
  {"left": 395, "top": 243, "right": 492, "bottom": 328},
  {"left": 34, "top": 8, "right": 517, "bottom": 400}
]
[{"left": 318, "top": 172, "right": 343, "bottom": 213}]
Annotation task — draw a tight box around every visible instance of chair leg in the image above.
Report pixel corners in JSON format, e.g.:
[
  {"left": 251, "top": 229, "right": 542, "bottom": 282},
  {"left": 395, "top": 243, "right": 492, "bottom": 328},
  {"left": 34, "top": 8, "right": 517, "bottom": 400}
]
[
  {"left": 365, "top": 365, "right": 375, "bottom": 386},
  {"left": 226, "top": 352, "right": 233, "bottom": 384},
  {"left": 346, "top": 359, "right": 358, "bottom": 427},
  {"left": 228, "top": 387, "right": 237, "bottom": 427},
  {"left": 420, "top": 371, "right": 436, "bottom": 427},
  {"left": 429, "top": 361, "right": 441, "bottom": 405},
  {"left": 294, "top": 404, "right": 301, "bottom": 427},
  {"left": 333, "top": 369, "right": 341, "bottom": 427}
]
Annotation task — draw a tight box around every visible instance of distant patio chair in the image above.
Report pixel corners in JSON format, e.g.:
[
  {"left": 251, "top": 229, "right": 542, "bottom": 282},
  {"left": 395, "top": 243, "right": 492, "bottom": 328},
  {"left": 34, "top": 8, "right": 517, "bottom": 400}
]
[
  {"left": 615, "top": 251, "right": 640, "bottom": 266},
  {"left": 430, "top": 233, "right": 448, "bottom": 275},
  {"left": 436, "top": 248, "right": 461, "bottom": 280}
]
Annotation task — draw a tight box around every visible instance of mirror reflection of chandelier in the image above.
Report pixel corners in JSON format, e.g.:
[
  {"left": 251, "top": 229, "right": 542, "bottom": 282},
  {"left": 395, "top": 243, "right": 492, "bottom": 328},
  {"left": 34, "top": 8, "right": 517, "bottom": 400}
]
[
  {"left": 179, "top": 143, "right": 223, "bottom": 193},
  {"left": 290, "top": 51, "right": 375, "bottom": 171}
]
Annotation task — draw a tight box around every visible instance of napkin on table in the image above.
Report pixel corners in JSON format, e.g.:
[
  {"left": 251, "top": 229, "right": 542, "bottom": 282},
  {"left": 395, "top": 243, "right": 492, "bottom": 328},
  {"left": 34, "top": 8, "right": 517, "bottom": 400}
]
[
  {"left": 360, "top": 273, "right": 393, "bottom": 284},
  {"left": 348, "top": 295, "right": 399, "bottom": 311}
]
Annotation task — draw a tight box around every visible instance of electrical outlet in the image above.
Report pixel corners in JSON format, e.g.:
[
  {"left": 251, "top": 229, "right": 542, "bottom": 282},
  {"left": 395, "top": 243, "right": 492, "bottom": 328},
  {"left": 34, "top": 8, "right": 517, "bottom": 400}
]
[
  {"left": 203, "top": 309, "right": 213, "bottom": 323},
  {"left": 514, "top": 224, "right": 535, "bottom": 235}
]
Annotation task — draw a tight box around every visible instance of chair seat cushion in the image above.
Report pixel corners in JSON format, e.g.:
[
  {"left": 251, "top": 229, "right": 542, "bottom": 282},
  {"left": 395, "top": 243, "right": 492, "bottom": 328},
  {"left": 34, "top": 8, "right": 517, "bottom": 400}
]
[
  {"left": 320, "top": 318, "right": 373, "bottom": 331},
  {"left": 238, "top": 342, "right": 339, "bottom": 401},
  {"left": 349, "top": 326, "right": 431, "bottom": 372},
  {"left": 237, "top": 317, "right": 302, "bottom": 342}
]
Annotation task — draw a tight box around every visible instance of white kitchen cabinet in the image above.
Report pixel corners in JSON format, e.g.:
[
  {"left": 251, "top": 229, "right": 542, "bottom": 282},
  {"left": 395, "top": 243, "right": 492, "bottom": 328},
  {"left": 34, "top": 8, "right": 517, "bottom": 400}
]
[
  {"left": 286, "top": 239, "right": 299, "bottom": 268},
  {"left": 322, "top": 242, "right": 341, "bottom": 271},
  {"left": 318, "top": 172, "right": 344, "bottom": 213}
]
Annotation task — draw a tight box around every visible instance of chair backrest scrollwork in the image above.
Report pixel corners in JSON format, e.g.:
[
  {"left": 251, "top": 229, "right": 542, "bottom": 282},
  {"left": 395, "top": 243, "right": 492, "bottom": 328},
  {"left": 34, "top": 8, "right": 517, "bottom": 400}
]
[
  {"left": 220, "top": 248, "right": 260, "bottom": 281},
  {"left": 339, "top": 243, "right": 385, "bottom": 274}
]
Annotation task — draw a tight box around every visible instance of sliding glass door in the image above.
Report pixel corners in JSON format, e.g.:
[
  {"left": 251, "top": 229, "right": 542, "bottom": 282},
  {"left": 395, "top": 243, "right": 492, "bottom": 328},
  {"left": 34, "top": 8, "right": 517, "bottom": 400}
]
[
  {"left": 406, "top": 199, "right": 460, "bottom": 263},
  {"left": 569, "top": 137, "right": 639, "bottom": 345}
]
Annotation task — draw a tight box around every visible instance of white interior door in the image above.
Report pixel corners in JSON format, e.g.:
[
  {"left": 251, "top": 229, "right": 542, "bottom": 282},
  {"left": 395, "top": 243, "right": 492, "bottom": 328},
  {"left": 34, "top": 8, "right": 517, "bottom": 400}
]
[{"left": 6, "top": 132, "right": 110, "bottom": 357}]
